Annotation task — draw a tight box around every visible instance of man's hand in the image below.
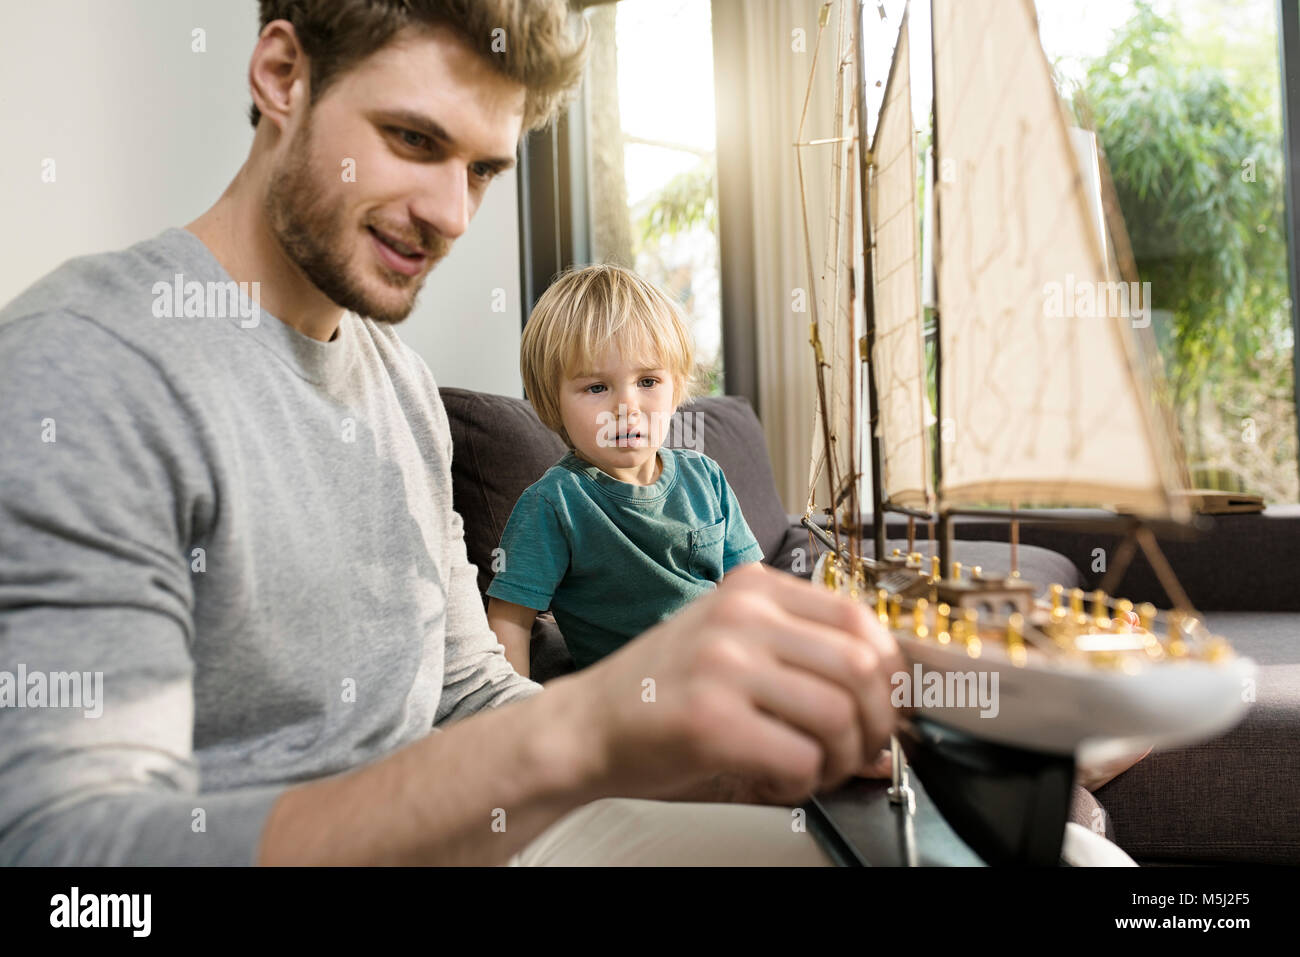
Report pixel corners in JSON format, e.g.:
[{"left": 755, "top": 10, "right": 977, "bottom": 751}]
[
  {"left": 558, "top": 563, "right": 904, "bottom": 807},
  {"left": 253, "top": 563, "right": 901, "bottom": 864},
  {"left": 855, "top": 748, "right": 895, "bottom": 779}
]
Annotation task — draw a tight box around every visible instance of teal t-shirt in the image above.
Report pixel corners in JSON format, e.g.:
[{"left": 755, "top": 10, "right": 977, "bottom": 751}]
[{"left": 485, "top": 447, "right": 764, "bottom": 669}]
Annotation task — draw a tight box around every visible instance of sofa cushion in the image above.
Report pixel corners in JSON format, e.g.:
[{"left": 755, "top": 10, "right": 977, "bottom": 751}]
[
  {"left": 1095, "top": 610, "right": 1300, "bottom": 864},
  {"left": 440, "top": 388, "right": 792, "bottom": 596},
  {"left": 529, "top": 612, "right": 574, "bottom": 682},
  {"left": 667, "top": 395, "right": 791, "bottom": 563},
  {"left": 440, "top": 388, "right": 568, "bottom": 597}
]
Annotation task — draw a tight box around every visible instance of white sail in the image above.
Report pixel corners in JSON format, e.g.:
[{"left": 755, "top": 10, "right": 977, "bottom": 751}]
[
  {"left": 805, "top": 0, "right": 861, "bottom": 520},
  {"left": 869, "top": 14, "right": 932, "bottom": 510},
  {"left": 931, "top": 0, "right": 1187, "bottom": 516}
]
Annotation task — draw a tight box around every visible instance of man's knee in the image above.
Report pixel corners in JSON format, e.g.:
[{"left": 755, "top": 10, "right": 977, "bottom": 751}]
[{"left": 510, "top": 798, "right": 834, "bottom": 866}]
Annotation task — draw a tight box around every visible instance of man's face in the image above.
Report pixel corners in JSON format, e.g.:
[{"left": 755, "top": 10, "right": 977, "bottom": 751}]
[
  {"left": 265, "top": 26, "right": 524, "bottom": 323},
  {"left": 559, "top": 347, "right": 678, "bottom": 482}
]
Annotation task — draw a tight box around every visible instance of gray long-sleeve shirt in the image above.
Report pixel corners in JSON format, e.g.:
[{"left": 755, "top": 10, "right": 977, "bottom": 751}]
[{"left": 0, "top": 227, "right": 542, "bottom": 864}]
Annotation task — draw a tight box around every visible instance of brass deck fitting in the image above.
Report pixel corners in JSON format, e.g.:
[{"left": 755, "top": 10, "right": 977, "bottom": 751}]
[
  {"left": 1115, "top": 598, "right": 1134, "bottom": 632},
  {"left": 1050, "top": 583, "right": 1064, "bottom": 612},
  {"left": 1137, "top": 602, "right": 1156, "bottom": 634},
  {"left": 1006, "top": 612, "right": 1027, "bottom": 667},
  {"left": 1091, "top": 589, "right": 1108, "bottom": 628},
  {"left": 963, "top": 609, "right": 981, "bottom": 658}
]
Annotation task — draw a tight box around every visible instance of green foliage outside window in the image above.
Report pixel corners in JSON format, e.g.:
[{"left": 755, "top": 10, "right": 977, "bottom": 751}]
[{"left": 1075, "top": 0, "right": 1295, "bottom": 499}]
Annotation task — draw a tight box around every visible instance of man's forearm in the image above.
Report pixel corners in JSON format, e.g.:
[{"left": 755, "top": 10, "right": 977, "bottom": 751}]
[{"left": 256, "top": 675, "right": 605, "bottom": 864}]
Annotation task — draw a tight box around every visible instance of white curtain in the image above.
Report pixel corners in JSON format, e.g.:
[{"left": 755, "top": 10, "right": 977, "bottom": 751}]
[{"left": 731, "top": 0, "right": 844, "bottom": 514}]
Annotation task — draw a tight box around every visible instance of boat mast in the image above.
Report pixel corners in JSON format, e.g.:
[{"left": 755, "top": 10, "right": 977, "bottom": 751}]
[
  {"left": 854, "top": 0, "right": 887, "bottom": 565},
  {"left": 928, "top": 0, "right": 953, "bottom": 576},
  {"left": 797, "top": 2, "right": 847, "bottom": 561}
]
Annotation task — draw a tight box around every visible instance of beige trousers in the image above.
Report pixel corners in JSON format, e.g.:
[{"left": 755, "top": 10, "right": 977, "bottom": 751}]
[{"left": 507, "top": 797, "right": 1137, "bottom": 866}]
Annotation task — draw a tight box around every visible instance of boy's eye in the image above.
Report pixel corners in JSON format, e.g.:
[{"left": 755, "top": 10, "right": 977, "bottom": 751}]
[{"left": 584, "top": 379, "right": 658, "bottom": 394}]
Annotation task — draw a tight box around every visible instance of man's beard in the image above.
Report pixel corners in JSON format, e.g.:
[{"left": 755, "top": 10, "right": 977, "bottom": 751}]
[{"left": 264, "top": 115, "right": 447, "bottom": 324}]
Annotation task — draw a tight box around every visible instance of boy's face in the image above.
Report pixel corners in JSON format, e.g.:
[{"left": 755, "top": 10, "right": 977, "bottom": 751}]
[{"left": 559, "top": 348, "right": 678, "bottom": 485}]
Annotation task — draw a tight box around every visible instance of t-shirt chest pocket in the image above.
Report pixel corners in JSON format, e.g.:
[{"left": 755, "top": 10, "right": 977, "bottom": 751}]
[{"left": 688, "top": 518, "right": 726, "bottom": 581}]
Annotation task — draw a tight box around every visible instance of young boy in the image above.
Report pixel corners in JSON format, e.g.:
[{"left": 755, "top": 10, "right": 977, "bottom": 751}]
[{"left": 486, "top": 264, "right": 764, "bottom": 677}]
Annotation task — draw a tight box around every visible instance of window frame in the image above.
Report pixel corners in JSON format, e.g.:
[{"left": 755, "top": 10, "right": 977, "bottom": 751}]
[
  {"left": 1277, "top": 0, "right": 1300, "bottom": 486},
  {"left": 515, "top": 0, "right": 757, "bottom": 410}
]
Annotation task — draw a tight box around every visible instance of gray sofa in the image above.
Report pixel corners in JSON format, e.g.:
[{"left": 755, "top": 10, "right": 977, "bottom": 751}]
[{"left": 441, "top": 387, "right": 1300, "bottom": 865}]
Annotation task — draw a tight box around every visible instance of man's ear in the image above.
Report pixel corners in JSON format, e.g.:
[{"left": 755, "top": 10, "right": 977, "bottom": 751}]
[{"left": 249, "top": 19, "right": 310, "bottom": 134}]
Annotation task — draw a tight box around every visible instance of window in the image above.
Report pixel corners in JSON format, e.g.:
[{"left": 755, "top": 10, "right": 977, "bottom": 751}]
[
  {"left": 581, "top": 0, "right": 724, "bottom": 396},
  {"left": 1035, "top": 0, "right": 1296, "bottom": 502},
  {"left": 863, "top": 0, "right": 1296, "bottom": 503}
]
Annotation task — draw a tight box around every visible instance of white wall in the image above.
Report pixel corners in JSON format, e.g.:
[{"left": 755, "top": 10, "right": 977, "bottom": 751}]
[
  {"left": 398, "top": 168, "right": 524, "bottom": 398},
  {"left": 0, "top": 0, "right": 522, "bottom": 396}
]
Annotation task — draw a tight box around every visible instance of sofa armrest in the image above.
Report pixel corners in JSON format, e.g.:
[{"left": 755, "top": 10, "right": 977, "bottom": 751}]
[{"left": 768, "top": 522, "right": 819, "bottom": 577}]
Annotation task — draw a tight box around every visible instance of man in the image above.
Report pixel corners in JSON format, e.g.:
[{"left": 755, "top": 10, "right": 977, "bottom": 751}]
[{"left": 0, "top": 0, "right": 1125, "bottom": 866}]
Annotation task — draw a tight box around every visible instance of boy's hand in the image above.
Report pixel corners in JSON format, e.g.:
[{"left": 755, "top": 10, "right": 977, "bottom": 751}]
[
  {"left": 555, "top": 563, "right": 904, "bottom": 807},
  {"left": 1077, "top": 745, "right": 1152, "bottom": 791}
]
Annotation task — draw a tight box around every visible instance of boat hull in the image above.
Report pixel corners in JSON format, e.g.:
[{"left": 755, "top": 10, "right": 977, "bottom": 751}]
[
  {"left": 898, "top": 633, "right": 1256, "bottom": 759},
  {"left": 896, "top": 715, "right": 1076, "bottom": 865},
  {"left": 807, "top": 551, "right": 1255, "bottom": 864}
]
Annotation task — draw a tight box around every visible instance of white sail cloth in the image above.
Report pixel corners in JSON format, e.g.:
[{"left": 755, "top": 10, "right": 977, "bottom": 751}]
[
  {"left": 931, "top": 0, "right": 1185, "bottom": 516},
  {"left": 805, "top": 0, "right": 862, "bottom": 519},
  {"left": 869, "top": 14, "right": 933, "bottom": 510}
]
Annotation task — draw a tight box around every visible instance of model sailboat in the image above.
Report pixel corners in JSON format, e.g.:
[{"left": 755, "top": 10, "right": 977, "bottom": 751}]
[{"left": 795, "top": 0, "right": 1255, "bottom": 864}]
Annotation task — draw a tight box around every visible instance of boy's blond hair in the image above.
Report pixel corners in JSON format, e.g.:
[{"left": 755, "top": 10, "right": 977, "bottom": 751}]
[{"left": 521, "top": 264, "right": 698, "bottom": 449}]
